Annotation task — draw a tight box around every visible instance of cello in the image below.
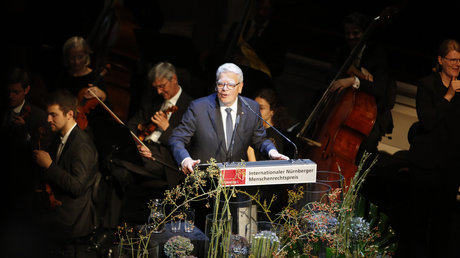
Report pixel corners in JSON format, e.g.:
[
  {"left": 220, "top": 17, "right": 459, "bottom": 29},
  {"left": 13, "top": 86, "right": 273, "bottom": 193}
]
[{"left": 296, "top": 7, "right": 398, "bottom": 187}]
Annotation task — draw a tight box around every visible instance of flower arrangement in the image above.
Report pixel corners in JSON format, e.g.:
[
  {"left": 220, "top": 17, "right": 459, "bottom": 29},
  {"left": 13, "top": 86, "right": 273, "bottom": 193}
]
[
  {"left": 229, "top": 234, "right": 250, "bottom": 257},
  {"left": 276, "top": 152, "right": 397, "bottom": 257},
  {"left": 114, "top": 153, "right": 397, "bottom": 257},
  {"left": 116, "top": 222, "right": 157, "bottom": 258},
  {"left": 164, "top": 235, "right": 195, "bottom": 258}
]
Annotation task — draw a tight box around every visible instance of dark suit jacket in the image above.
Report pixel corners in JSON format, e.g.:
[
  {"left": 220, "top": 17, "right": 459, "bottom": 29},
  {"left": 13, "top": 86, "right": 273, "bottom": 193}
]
[
  {"left": 45, "top": 125, "right": 100, "bottom": 239},
  {"left": 1, "top": 101, "right": 51, "bottom": 149},
  {"left": 1, "top": 101, "right": 53, "bottom": 216},
  {"left": 168, "top": 93, "right": 276, "bottom": 165},
  {"left": 126, "top": 89, "right": 193, "bottom": 187}
]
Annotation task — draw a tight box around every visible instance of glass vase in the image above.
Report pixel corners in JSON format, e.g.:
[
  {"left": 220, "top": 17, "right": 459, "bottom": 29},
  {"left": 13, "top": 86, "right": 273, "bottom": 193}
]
[{"left": 219, "top": 193, "right": 252, "bottom": 238}]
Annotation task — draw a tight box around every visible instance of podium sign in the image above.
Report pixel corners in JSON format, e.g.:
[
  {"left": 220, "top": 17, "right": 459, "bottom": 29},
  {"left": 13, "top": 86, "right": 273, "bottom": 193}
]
[{"left": 218, "top": 159, "right": 317, "bottom": 186}]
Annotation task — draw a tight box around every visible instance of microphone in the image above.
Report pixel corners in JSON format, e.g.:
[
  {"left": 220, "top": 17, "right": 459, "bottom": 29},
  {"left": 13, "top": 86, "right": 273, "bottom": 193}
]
[
  {"left": 227, "top": 113, "right": 241, "bottom": 162},
  {"left": 239, "top": 96, "right": 298, "bottom": 159}
]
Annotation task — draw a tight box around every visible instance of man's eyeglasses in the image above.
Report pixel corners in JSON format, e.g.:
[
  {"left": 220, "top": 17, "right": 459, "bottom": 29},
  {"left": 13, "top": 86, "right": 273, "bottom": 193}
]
[
  {"left": 216, "top": 81, "right": 241, "bottom": 90},
  {"left": 153, "top": 82, "right": 168, "bottom": 89},
  {"left": 443, "top": 57, "right": 460, "bottom": 65}
]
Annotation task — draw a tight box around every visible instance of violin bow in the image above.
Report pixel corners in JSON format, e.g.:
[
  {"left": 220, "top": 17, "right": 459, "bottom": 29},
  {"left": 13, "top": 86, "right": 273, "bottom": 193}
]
[{"left": 87, "top": 89, "right": 180, "bottom": 171}]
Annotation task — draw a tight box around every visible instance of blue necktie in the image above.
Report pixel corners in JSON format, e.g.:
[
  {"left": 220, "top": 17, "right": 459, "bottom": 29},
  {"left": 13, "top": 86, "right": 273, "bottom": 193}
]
[{"left": 225, "top": 108, "right": 233, "bottom": 150}]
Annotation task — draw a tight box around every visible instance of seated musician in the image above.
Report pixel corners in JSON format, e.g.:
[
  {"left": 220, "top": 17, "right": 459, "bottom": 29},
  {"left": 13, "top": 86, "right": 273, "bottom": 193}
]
[
  {"left": 327, "top": 12, "right": 396, "bottom": 161},
  {"left": 123, "top": 62, "right": 193, "bottom": 190},
  {"left": 247, "top": 88, "right": 291, "bottom": 161},
  {"left": 55, "top": 36, "right": 111, "bottom": 139},
  {"left": 1, "top": 67, "right": 53, "bottom": 227},
  {"left": 168, "top": 63, "right": 289, "bottom": 228}
]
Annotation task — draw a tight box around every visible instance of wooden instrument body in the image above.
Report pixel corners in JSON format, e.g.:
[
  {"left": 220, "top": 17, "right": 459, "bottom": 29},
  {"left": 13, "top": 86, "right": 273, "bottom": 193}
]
[
  {"left": 301, "top": 87, "right": 377, "bottom": 186},
  {"left": 296, "top": 5, "right": 399, "bottom": 186}
]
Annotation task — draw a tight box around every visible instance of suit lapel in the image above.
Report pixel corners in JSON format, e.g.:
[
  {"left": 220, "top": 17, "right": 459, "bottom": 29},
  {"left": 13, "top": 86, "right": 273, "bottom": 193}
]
[
  {"left": 57, "top": 126, "right": 78, "bottom": 164},
  {"left": 169, "top": 92, "right": 187, "bottom": 126}
]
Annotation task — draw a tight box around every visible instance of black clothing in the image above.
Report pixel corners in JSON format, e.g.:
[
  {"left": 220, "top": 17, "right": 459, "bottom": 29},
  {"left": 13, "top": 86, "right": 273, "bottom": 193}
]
[
  {"left": 55, "top": 70, "right": 112, "bottom": 135},
  {"left": 126, "top": 89, "right": 193, "bottom": 188},
  {"left": 55, "top": 70, "right": 106, "bottom": 97},
  {"left": 42, "top": 125, "right": 100, "bottom": 240},
  {"left": 0, "top": 101, "right": 53, "bottom": 216},
  {"left": 254, "top": 126, "right": 285, "bottom": 161},
  {"left": 395, "top": 72, "right": 460, "bottom": 257},
  {"left": 409, "top": 73, "right": 460, "bottom": 173}
]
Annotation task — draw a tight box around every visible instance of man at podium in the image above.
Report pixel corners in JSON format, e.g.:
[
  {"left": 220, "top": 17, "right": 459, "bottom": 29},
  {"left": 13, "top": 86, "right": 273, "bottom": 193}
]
[{"left": 168, "top": 63, "right": 289, "bottom": 174}]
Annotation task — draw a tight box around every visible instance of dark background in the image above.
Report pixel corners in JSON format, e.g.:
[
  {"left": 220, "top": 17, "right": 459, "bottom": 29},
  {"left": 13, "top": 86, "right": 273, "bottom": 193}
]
[{"left": 3, "top": 0, "right": 459, "bottom": 85}]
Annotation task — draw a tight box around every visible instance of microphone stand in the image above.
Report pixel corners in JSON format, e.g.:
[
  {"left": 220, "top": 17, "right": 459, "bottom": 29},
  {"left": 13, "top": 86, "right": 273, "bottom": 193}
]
[
  {"left": 227, "top": 114, "right": 241, "bottom": 163},
  {"left": 239, "top": 96, "right": 298, "bottom": 159}
]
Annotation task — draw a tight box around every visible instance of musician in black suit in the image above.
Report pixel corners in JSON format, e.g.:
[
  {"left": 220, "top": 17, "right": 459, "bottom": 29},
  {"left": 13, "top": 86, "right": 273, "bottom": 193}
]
[
  {"left": 124, "top": 62, "right": 193, "bottom": 189},
  {"left": 1, "top": 68, "right": 53, "bottom": 248},
  {"left": 328, "top": 12, "right": 396, "bottom": 161},
  {"left": 33, "top": 89, "right": 100, "bottom": 254}
]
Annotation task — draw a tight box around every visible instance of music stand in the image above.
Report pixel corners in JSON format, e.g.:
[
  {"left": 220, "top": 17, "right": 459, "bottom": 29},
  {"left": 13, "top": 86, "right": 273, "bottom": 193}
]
[{"left": 92, "top": 118, "right": 143, "bottom": 167}]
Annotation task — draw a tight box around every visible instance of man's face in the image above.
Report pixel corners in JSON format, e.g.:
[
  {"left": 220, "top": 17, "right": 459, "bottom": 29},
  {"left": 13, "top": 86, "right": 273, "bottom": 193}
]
[
  {"left": 344, "top": 23, "right": 363, "bottom": 48},
  {"left": 47, "top": 104, "right": 71, "bottom": 134},
  {"left": 216, "top": 72, "right": 243, "bottom": 107},
  {"left": 153, "top": 75, "right": 179, "bottom": 100},
  {"left": 7, "top": 82, "right": 29, "bottom": 108}
]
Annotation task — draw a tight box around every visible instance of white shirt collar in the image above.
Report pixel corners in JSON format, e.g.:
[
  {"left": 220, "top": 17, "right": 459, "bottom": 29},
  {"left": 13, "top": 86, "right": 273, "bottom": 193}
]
[
  {"left": 13, "top": 100, "right": 26, "bottom": 114},
  {"left": 218, "top": 98, "right": 238, "bottom": 113},
  {"left": 167, "top": 86, "right": 182, "bottom": 106},
  {"left": 61, "top": 123, "right": 77, "bottom": 145}
]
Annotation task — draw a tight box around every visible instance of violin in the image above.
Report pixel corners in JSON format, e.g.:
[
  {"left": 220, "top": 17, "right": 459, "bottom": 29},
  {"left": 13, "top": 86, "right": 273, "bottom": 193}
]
[
  {"left": 76, "top": 87, "right": 100, "bottom": 130},
  {"left": 36, "top": 126, "right": 62, "bottom": 209},
  {"left": 136, "top": 105, "right": 178, "bottom": 142},
  {"left": 21, "top": 104, "right": 32, "bottom": 120}
]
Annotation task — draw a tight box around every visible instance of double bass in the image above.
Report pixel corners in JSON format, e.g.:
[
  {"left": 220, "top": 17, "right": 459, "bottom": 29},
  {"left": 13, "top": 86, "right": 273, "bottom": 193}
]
[{"left": 296, "top": 7, "right": 398, "bottom": 187}]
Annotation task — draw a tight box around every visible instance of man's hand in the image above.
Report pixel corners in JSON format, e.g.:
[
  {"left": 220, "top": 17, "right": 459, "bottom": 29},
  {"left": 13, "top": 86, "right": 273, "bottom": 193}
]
[
  {"left": 181, "top": 157, "right": 201, "bottom": 174},
  {"left": 151, "top": 111, "right": 170, "bottom": 131},
  {"left": 330, "top": 77, "right": 355, "bottom": 92},
  {"left": 137, "top": 144, "right": 152, "bottom": 158},
  {"left": 269, "top": 149, "right": 289, "bottom": 160},
  {"left": 33, "top": 150, "right": 52, "bottom": 169},
  {"left": 12, "top": 114, "right": 26, "bottom": 126},
  {"left": 360, "top": 67, "right": 374, "bottom": 82}
]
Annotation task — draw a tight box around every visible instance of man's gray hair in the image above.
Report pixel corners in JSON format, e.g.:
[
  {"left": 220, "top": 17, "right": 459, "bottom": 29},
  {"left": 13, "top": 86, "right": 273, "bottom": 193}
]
[
  {"left": 216, "top": 63, "right": 244, "bottom": 82},
  {"left": 148, "top": 61, "right": 177, "bottom": 83}
]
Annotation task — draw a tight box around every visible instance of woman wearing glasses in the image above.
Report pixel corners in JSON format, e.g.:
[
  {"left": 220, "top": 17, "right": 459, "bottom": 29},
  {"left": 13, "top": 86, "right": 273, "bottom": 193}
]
[{"left": 396, "top": 39, "right": 460, "bottom": 257}]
